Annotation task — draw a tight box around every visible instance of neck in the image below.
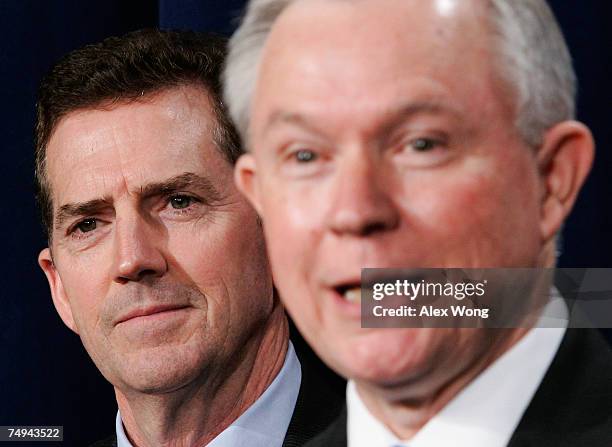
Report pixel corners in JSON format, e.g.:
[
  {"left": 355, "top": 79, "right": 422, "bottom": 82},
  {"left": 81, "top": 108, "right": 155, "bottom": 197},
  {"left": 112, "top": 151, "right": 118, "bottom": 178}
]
[
  {"left": 356, "top": 327, "right": 529, "bottom": 440},
  {"left": 116, "top": 303, "right": 289, "bottom": 447},
  {"left": 357, "top": 256, "right": 558, "bottom": 440}
]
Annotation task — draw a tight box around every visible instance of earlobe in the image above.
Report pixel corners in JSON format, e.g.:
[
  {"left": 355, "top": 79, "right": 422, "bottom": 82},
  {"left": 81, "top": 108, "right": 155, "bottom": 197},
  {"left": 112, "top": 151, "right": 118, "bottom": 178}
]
[
  {"left": 235, "top": 153, "right": 263, "bottom": 215},
  {"left": 38, "top": 248, "right": 78, "bottom": 334},
  {"left": 538, "top": 121, "right": 594, "bottom": 242}
]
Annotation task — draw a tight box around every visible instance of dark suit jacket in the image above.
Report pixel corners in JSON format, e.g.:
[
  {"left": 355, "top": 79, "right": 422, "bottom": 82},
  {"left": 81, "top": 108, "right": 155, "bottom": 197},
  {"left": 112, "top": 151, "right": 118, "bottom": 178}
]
[
  {"left": 303, "top": 329, "right": 612, "bottom": 446},
  {"left": 89, "top": 336, "right": 345, "bottom": 447}
]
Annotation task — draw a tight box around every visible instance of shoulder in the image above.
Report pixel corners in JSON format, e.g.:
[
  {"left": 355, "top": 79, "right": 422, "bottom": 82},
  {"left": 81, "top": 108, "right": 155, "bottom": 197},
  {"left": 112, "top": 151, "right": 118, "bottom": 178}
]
[{"left": 509, "top": 328, "right": 612, "bottom": 446}]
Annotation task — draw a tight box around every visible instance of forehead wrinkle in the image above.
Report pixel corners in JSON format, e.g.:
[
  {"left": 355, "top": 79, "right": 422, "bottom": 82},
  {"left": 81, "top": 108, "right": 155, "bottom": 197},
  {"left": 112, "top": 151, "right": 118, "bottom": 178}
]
[
  {"left": 47, "top": 86, "right": 225, "bottom": 237},
  {"left": 53, "top": 172, "right": 222, "bottom": 233},
  {"left": 109, "top": 117, "right": 137, "bottom": 203}
]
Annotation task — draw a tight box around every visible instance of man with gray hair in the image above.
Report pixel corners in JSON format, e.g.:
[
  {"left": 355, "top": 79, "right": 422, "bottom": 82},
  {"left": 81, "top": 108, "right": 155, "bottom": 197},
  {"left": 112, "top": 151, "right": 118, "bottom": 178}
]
[{"left": 224, "top": 0, "right": 611, "bottom": 445}]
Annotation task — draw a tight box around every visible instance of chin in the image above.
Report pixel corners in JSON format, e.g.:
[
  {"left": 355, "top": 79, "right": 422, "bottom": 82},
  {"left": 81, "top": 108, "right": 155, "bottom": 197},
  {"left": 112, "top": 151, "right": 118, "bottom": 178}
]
[
  {"left": 317, "top": 327, "right": 442, "bottom": 386},
  {"left": 114, "top": 345, "right": 207, "bottom": 394}
]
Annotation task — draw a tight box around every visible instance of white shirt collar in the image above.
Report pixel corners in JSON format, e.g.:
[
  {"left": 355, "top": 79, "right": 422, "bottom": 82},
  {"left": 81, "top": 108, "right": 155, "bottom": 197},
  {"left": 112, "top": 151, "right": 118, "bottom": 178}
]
[
  {"left": 116, "top": 341, "right": 301, "bottom": 447},
  {"left": 348, "top": 293, "right": 568, "bottom": 447}
]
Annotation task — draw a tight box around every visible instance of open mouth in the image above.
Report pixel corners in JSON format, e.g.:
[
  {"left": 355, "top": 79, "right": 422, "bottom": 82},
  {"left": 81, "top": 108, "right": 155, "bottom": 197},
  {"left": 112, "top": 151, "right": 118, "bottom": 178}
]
[
  {"left": 334, "top": 283, "right": 362, "bottom": 303},
  {"left": 332, "top": 271, "right": 428, "bottom": 304}
]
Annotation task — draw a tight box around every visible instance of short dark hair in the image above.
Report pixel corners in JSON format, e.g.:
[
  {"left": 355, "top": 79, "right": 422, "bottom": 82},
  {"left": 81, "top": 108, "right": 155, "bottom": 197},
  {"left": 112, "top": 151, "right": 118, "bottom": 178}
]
[{"left": 35, "top": 29, "right": 241, "bottom": 239}]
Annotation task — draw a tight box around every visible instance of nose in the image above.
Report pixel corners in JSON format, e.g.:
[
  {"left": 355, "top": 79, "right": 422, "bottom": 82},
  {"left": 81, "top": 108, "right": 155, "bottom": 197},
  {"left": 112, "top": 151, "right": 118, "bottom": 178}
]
[
  {"left": 112, "top": 214, "right": 167, "bottom": 283},
  {"left": 326, "top": 153, "right": 400, "bottom": 237}
]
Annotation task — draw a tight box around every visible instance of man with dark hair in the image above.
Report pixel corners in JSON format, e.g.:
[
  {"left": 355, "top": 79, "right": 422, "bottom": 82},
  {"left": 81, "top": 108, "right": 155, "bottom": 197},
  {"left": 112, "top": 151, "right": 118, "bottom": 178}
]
[
  {"left": 36, "top": 29, "right": 341, "bottom": 447},
  {"left": 35, "top": 30, "right": 240, "bottom": 235}
]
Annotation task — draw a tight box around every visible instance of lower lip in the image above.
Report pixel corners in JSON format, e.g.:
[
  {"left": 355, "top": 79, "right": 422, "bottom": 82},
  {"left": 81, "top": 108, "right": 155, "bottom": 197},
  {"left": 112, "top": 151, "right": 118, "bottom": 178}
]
[{"left": 326, "top": 288, "right": 362, "bottom": 320}]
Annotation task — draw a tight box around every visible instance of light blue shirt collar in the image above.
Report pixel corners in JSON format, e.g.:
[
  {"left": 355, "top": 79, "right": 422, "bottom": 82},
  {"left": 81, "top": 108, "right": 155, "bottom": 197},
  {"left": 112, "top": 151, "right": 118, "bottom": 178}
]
[{"left": 116, "top": 341, "right": 301, "bottom": 447}]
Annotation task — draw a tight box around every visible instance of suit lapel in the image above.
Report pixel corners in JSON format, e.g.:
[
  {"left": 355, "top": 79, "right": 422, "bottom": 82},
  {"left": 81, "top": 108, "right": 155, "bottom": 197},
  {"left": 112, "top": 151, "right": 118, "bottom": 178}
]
[
  {"left": 282, "top": 337, "right": 345, "bottom": 447},
  {"left": 300, "top": 405, "right": 347, "bottom": 447},
  {"left": 508, "top": 328, "right": 612, "bottom": 447}
]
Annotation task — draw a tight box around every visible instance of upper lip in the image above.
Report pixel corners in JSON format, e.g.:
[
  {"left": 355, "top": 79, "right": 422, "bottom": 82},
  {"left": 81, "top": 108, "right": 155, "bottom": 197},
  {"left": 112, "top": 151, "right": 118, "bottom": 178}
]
[
  {"left": 323, "top": 275, "right": 362, "bottom": 294},
  {"left": 325, "top": 269, "right": 430, "bottom": 293},
  {"left": 115, "top": 304, "right": 189, "bottom": 325}
]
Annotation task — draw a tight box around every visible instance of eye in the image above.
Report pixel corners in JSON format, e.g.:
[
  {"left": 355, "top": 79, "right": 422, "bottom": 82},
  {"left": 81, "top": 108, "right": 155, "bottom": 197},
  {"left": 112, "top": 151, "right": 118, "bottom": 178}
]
[
  {"left": 409, "top": 138, "right": 438, "bottom": 152},
  {"left": 294, "top": 149, "right": 318, "bottom": 163},
  {"left": 169, "top": 195, "right": 194, "bottom": 209},
  {"left": 75, "top": 218, "right": 97, "bottom": 233},
  {"left": 392, "top": 133, "right": 452, "bottom": 168}
]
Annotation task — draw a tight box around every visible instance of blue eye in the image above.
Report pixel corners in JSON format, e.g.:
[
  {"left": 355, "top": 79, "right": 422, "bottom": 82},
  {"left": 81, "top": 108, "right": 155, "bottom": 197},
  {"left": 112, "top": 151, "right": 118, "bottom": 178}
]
[
  {"left": 169, "top": 195, "right": 193, "bottom": 209},
  {"left": 410, "top": 138, "right": 437, "bottom": 151},
  {"left": 295, "top": 149, "right": 318, "bottom": 162},
  {"left": 76, "top": 218, "right": 97, "bottom": 233}
]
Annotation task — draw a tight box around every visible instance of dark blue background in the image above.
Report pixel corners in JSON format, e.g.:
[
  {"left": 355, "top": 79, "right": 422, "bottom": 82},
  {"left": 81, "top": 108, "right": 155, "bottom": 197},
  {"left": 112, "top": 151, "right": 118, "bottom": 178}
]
[{"left": 0, "top": 1, "right": 610, "bottom": 445}]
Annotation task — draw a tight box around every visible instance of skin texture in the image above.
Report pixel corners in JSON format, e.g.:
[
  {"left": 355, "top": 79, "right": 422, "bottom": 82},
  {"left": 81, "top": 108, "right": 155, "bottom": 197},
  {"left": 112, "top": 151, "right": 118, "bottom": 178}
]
[
  {"left": 39, "top": 85, "right": 288, "bottom": 447},
  {"left": 236, "top": 0, "right": 593, "bottom": 439}
]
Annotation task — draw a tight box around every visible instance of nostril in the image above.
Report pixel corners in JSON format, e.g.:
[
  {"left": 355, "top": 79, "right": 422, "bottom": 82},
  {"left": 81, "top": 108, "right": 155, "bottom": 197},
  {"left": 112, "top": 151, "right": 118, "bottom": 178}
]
[
  {"left": 137, "top": 268, "right": 159, "bottom": 279},
  {"left": 115, "top": 267, "right": 163, "bottom": 284},
  {"left": 361, "top": 221, "right": 391, "bottom": 237}
]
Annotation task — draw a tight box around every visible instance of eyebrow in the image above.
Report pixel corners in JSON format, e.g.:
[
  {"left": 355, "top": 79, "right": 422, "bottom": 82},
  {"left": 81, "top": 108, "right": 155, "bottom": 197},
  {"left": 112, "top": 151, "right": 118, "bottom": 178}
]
[
  {"left": 263, "top": 100, "right": 462, "bottom": 136},
  {"left": 376, "top": 100, "right": 462, "bottom": 137},
  {"left": 138, "top": 172, "right": 221, "bottom": 202},
  {"left": 55, "top": 197, "right": 112, "bottom": 230},
  {"left": 54, "top": 172, "right": 221, "bottom": 230}
]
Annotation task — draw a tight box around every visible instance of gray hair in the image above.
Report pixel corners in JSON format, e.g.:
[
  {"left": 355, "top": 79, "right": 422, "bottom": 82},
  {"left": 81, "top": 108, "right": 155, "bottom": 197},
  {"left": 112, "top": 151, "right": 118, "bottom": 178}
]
[{"left": 223, "top": 0, "right": 576, "bottom": 148}]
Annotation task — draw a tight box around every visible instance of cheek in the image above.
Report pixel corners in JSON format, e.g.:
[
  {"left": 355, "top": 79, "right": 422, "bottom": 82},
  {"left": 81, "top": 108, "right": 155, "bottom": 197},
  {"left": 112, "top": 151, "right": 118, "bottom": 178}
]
[
  {"left": 261, "top": 185, "right": 323, "bottom": 271},
  {"left": 56, "top": 265, "right": 111, "bottom": 367},
  {"left": 167, "top": 212, "right": 274, "bottom": 316},
  {"left": 412, "top": 171, "right": 503, "bottom": 230},
  {"left": 262, "top": 179, "right": 327, "bottom": 234},
  {"left": 56, "top": 254, "right": 109, "bottom": 328},
  {"left": 263, "top": 218, "right": 308, "bottom": 306},
  {"left": 260, "top": 196, "right": 321, "bottom": 326},
  {"left": 399, "top": 156, "right": 541, "bottom": 265}
]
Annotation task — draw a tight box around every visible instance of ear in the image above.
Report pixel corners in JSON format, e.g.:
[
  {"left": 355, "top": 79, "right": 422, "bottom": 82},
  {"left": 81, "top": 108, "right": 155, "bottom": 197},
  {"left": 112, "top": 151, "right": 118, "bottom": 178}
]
[
  {"left": 235, "top": 153, "right": 263, "bottom": 215},
  {"left": 38, "top": 248, "right": 78, "bottom": 334},
  {"left": 538, "top": 121, "right": 594, "bottom": 243}
]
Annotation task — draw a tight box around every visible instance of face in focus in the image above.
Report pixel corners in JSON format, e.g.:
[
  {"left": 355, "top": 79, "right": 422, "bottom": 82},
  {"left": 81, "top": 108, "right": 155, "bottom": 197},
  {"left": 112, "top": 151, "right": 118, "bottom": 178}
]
[
  {"left": 238, "top": 0, "right": 592, "bottom": 394},
  {"left": 39, "top": 85, "right": 273, "bottom": 394}
]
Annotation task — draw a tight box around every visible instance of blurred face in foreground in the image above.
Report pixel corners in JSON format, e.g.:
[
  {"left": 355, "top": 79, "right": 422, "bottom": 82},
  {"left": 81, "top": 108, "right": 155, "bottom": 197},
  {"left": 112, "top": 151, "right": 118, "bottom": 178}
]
[
  {"left": 39, "top": 85, "right": 274, "bottom": 396},
  {"left": 237, "top": 0, "right": 593, "bottom": 398}
]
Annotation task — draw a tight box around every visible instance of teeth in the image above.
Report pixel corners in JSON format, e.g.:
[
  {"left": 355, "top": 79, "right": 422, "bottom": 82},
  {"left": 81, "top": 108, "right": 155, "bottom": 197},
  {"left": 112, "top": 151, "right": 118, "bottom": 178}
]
[{"left": 343, "top": 287, "right": 361, "bottom": 303}]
